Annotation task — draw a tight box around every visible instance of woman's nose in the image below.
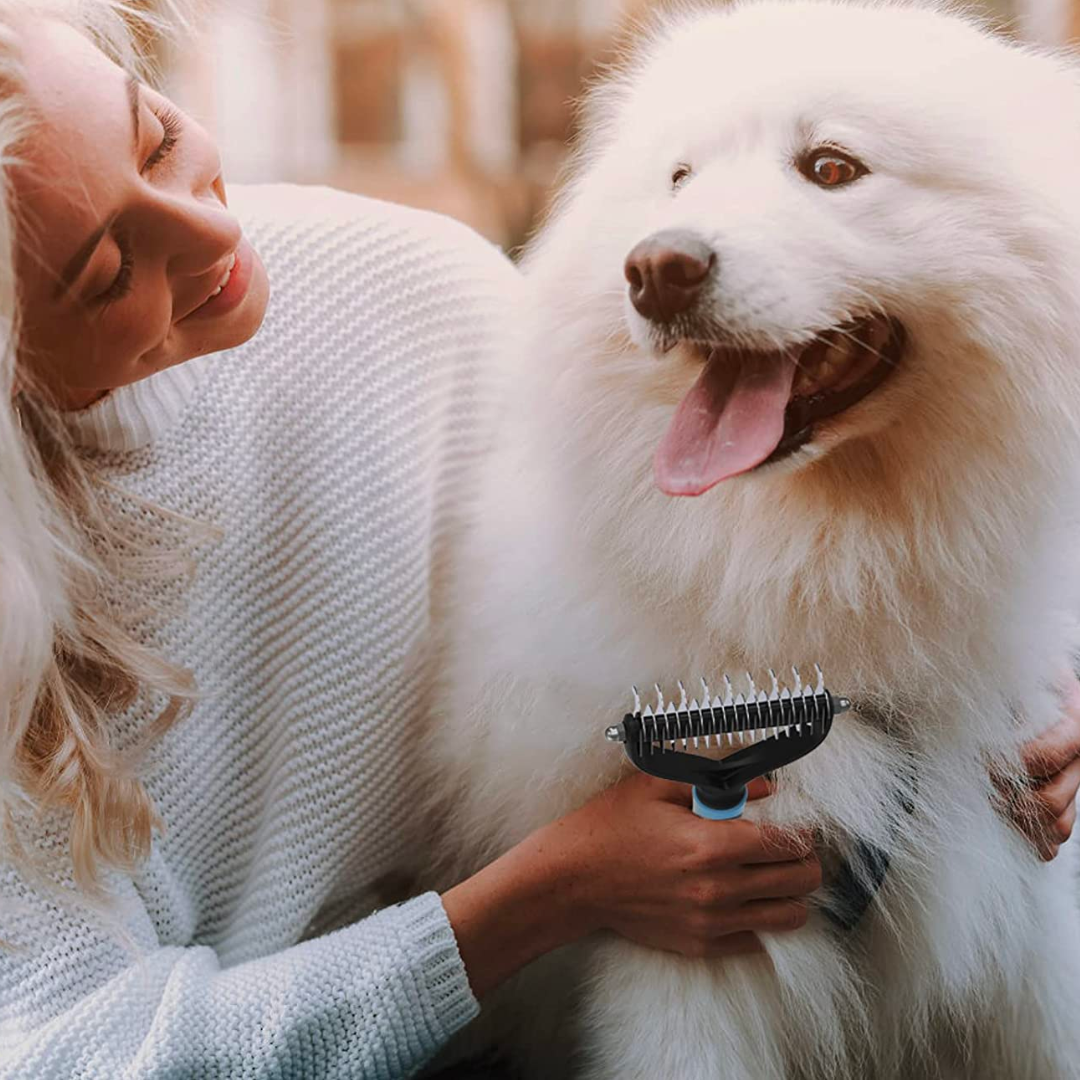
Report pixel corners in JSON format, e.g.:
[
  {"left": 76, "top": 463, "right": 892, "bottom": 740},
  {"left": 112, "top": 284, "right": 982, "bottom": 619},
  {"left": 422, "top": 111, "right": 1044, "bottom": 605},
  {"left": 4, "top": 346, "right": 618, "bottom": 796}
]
[{"left": 158, "top": 189, "right": 243, "bottom": 279}]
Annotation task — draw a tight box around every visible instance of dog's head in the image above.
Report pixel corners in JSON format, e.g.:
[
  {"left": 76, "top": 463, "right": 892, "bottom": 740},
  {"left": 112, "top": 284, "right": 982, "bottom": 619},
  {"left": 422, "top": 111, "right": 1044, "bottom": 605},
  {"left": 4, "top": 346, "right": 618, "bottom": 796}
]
[{"left": 533, "top": 0, "right": 1080, "bottom": 498}]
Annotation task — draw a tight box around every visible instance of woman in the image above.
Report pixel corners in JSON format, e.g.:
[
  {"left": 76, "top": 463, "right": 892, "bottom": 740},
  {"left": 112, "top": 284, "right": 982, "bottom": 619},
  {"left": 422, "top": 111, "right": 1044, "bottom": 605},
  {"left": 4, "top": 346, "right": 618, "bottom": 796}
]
[{"left": 0, "top": 2, "right": 1076, "bottom": 1078}]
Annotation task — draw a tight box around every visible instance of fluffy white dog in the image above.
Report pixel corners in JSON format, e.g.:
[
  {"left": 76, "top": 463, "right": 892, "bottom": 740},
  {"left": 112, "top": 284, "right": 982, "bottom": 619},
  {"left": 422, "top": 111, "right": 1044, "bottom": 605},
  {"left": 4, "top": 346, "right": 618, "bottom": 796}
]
[{"left": 427, "top": 2, "right": 1080, "bottom": 1077}]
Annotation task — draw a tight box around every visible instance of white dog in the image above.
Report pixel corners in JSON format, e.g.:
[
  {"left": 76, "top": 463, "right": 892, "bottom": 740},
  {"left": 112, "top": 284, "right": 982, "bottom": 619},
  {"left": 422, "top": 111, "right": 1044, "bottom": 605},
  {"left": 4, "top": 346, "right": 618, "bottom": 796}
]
[{"left": 426, "top": 2, "right": 1080, "bottom": 1077}]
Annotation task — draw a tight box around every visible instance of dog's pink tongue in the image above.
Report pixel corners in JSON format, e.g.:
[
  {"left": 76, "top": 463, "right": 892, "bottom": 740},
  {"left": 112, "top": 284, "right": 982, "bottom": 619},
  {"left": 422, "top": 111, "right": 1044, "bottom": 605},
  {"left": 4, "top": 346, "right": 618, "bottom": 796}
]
[{"left": 655, "top": 352, "right": 796, "bottom": 496}]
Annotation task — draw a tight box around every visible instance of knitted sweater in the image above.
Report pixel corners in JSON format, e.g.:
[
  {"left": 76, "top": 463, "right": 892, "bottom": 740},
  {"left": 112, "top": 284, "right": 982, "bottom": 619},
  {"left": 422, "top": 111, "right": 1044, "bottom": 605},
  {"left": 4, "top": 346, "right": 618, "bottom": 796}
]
[{"left": 0, "top": 184, "right": 521, "bottom": 1078}]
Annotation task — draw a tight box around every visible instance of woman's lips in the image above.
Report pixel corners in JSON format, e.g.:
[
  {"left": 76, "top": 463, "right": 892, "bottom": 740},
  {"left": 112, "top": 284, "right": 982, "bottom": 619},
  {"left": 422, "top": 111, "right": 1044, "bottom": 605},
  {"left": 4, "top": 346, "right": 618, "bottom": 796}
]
[{"left": 179, "top": 238, "right": 254, "bottom": 323}]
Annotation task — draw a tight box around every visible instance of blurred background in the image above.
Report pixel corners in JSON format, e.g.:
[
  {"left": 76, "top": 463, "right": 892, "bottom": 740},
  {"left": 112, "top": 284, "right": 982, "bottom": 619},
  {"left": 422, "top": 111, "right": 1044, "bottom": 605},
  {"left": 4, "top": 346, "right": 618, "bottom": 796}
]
[{"left": 154, "top": 0, "right": 1070, "bottom": 256}]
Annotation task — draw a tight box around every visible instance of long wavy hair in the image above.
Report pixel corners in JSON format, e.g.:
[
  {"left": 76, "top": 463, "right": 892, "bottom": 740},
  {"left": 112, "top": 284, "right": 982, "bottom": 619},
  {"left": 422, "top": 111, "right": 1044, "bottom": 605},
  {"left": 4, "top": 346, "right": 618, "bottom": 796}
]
[{"left": 0, "top": 0, "right": 199, "bottom": 905}]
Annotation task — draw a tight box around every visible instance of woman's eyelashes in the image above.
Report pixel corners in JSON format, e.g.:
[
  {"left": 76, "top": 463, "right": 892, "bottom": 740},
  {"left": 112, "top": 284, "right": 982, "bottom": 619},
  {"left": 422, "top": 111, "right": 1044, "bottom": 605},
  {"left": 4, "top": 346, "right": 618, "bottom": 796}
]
[
  {"left": 143, "top": 105, "right": 183, "bottom": 173},
  {"left": 98, "top": 239, "right": 133, "bottom": 307},
  {"left": 97, "top": 107, "right": 184, "bottom": 307}
]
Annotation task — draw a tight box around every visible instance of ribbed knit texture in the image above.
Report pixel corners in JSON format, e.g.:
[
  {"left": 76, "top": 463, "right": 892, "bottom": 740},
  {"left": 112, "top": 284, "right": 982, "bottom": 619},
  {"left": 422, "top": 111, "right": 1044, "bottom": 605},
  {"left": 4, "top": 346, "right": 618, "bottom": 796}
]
[{"left": 0, "top": 184, "right": 521, "bottom": 1079}]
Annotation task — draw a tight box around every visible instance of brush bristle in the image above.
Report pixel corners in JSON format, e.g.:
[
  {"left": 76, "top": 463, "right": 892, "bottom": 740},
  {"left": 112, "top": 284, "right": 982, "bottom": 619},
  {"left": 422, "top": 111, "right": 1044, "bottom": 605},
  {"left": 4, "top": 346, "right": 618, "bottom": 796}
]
[{"left": 628, "top": 665, "right": 832, "bottom": 752}]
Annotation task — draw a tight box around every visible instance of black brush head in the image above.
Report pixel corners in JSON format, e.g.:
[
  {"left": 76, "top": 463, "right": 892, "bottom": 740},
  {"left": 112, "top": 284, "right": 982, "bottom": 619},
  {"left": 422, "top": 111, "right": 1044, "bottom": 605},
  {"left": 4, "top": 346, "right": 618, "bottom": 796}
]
[{"left": 606, "top": 668, "right": 848, "bottom": 810}]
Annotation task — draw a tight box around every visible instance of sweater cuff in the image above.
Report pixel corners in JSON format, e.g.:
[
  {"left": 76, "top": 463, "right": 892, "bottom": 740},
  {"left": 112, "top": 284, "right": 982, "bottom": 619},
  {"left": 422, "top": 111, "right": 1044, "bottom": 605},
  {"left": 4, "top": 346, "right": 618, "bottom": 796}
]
[{"left": 395, "top": 892, "right": 480, "bottom": 1046}]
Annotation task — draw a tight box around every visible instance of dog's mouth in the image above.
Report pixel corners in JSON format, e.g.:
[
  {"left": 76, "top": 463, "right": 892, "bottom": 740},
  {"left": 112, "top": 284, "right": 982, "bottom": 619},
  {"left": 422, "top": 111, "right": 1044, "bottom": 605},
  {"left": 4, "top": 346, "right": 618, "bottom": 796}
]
[{"left": 654, "top": 313, "right": 906, "bottom": 496}]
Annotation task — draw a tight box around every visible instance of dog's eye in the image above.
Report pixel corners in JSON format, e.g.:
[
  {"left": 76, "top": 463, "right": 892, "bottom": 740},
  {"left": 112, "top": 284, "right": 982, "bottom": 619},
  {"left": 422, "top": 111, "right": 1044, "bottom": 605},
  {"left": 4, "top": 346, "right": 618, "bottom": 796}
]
[
  {"left": 671, "top": 164, "right": 692, "bottom": 190},
  {"left": 801, "top": 149, "right": 868, "bottom": 188}
]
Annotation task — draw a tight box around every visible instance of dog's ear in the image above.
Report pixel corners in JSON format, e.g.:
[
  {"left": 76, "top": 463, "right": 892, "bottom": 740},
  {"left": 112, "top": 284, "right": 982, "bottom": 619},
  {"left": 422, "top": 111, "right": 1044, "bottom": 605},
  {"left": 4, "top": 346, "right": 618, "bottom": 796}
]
[
  {"left": 520, "top": 0, "right": 725, "bottom": 255},
  {"left": 558, "top": 1, "right": 717, "bottom": 192}
]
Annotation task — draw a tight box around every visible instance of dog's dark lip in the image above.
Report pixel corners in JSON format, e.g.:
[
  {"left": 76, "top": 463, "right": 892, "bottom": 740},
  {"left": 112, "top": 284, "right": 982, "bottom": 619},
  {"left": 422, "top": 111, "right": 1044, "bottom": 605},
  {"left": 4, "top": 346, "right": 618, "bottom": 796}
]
[{"left": 684, "top": 315, "right": 906, "bottom": 470}]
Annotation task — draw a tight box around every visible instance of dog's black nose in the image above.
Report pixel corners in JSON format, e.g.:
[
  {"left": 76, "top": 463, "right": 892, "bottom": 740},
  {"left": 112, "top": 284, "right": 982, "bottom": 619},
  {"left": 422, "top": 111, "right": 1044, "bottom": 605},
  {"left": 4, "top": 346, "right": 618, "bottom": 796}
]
[{"left": 624, "top": 230, "right": 715, "bottom": 323}]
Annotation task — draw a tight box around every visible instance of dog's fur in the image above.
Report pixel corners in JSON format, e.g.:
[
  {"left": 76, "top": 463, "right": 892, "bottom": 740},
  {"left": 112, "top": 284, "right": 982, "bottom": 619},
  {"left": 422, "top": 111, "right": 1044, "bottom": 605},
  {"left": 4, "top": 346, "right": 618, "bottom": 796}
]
[{"left": 425, "top": 3, "right": 1080, "bottom": 1077}]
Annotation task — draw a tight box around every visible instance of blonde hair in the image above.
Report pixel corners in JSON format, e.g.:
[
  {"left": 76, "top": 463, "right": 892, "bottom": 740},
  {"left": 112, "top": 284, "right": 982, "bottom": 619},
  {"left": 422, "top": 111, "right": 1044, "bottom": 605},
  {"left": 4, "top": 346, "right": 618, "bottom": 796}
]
[{"left": 0, "top": 0, "right": 199, "bottom": 903}]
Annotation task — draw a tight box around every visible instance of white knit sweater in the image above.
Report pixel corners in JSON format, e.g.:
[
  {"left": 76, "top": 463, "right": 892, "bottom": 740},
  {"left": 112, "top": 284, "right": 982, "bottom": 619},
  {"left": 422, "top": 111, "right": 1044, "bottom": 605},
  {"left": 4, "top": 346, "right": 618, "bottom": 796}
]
[{"left": 0, "top": 184, "right": 521, "bottom": 1078}]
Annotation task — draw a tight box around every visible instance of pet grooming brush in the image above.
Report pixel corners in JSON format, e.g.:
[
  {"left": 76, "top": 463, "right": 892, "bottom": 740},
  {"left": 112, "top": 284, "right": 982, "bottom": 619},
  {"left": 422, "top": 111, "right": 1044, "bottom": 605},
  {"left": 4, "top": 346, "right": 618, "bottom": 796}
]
[{"left": 605, "top": 666, "right": 849, "bottom": 820}]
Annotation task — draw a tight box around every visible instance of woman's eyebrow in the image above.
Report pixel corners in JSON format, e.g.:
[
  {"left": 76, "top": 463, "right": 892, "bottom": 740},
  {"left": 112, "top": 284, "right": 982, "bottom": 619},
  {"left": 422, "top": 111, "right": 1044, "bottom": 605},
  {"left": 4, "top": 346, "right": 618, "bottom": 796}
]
[
  {"left": 51, "top": 74, "right": 140, "bottom": 300},
  {"left": 126, "top": 74, "right": 141, "bottom": 152}
]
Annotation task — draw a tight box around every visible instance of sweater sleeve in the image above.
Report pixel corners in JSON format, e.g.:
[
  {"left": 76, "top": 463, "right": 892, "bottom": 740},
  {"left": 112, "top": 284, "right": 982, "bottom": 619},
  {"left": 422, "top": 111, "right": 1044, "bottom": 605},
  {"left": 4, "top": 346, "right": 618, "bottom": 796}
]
[{"left": 0, "top": 859, "right": 478, "bottom": 1079}]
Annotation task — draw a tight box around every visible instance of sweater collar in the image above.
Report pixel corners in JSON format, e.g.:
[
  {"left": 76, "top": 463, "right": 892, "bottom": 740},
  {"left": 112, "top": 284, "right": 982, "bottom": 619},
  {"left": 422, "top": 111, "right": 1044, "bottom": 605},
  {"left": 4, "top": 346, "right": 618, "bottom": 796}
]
[{"left": 62, "top": 354, "right": 212, "bottom": 453}]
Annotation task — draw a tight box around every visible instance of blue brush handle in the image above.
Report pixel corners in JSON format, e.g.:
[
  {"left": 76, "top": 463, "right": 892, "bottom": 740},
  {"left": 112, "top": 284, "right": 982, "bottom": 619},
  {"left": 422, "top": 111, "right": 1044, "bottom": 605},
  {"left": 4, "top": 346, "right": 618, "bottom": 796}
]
[{"left": 692, "top": 784, "right": 748, "bottom": 820}]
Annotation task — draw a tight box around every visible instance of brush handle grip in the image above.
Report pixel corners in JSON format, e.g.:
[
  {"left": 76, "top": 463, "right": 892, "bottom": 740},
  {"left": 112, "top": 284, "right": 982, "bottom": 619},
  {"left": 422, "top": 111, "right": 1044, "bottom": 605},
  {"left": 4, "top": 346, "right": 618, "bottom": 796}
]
[{"left": 692, "top": 784, "right": 748, "bottom": 820}]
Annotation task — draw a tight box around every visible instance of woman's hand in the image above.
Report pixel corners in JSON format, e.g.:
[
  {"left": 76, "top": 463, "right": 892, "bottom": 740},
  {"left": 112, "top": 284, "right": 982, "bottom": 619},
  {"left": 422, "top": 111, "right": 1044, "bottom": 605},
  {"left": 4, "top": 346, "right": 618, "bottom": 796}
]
[
  {"left": 1009, "top": 676, "right": 1080, "bottom": 860},
  {"left": 441, "top": 771, "right": 820, "bottom": 1000},
  {"left": 548, "top": 771, "right": 819, "bottom": 958}
]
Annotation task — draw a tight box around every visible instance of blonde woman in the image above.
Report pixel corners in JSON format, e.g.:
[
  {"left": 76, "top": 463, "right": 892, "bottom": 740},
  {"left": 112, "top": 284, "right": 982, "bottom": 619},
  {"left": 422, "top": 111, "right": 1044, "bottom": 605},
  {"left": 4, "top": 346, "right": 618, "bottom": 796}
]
[{"left": 0, "top": 3, "right": 1077, "bottom": 1079}]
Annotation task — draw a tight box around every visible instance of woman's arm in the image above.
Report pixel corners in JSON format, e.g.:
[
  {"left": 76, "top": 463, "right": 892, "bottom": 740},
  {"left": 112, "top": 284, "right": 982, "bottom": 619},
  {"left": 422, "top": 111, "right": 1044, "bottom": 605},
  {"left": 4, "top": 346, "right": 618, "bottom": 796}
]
[
  {"left": 0, "top": 861, "right": 479, "bottom": 1080},
  {"left": 0, "top": 777, "right": 817, "bottom": 1078},
  {"left": 442, "top": 772, "right": 820, "bottom": 1000}
]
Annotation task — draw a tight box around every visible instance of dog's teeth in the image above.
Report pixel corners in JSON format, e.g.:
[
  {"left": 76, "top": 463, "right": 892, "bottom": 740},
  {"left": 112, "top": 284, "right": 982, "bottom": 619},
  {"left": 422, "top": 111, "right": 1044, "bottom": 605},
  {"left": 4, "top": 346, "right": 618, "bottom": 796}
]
[
  {"left": 825, "top": 337, "right": 856, "bottom": 366},
  {"left": 865, "top": 317, "right": 891, "bottom": 353}
]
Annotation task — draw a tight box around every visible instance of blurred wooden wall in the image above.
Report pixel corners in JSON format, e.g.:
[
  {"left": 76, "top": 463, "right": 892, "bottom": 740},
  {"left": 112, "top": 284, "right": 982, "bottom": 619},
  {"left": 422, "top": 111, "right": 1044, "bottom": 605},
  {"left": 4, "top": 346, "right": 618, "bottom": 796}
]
[{"left": 160, "top": 0, "right": 1056, "bottom": 256}]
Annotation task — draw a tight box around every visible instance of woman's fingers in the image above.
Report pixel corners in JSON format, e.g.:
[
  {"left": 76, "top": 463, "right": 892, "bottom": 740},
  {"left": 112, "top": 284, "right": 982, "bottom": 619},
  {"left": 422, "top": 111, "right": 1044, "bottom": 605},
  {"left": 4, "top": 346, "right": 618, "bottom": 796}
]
[
  {"left": 1016, "top": 754, "right": 1080, "bottom": 860},
  {"left": 729, "top": 898, "right": 811, "bottom": 934},
  {"left": 662, "top": 930, "right": 766, "bottom": 960},
  {"left": 1021, "top": 678, "right": 1080, "bottom": 781},
  {"left": 746, "top": 776, "right": 774, "bottom": 801},
  {"left": 1031, "top": 755, "right": 1080, "bottom": 826},
  {"left": 732, "top": 857, "right": 824, "bottom": 901},
  {"left": 1001, "top": 673, "right": 1080, "bottom": 860},
  {"left": 723, "top": 820, "right": 816, "bottom": 864},
  {"left": 1008, "top": 757, "right": 1079, "bottom": 859},
  {"left": 1054, "top": 798, "right": 1077, "bottom": 847}
]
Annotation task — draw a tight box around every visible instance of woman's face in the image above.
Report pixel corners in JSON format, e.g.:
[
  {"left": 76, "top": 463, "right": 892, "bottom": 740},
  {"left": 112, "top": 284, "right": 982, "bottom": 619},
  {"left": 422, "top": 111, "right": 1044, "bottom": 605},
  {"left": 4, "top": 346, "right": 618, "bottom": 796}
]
[{"left": 12, "top": 19, "right": 270, "bottom": 410}]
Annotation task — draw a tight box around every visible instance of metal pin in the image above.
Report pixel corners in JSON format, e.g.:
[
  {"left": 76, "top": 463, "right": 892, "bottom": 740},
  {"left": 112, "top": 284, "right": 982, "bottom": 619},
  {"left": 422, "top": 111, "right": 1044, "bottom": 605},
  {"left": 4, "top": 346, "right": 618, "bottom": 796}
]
[
  {"left": 814, "top": 663, "right": 825, "bottom": 694},
  {"left": 700, "top": 678, "right": 712, "bottom": 746},
  {"left": 631, "top": 685, "right": 641, "bottom": 716},
  {"left": 710, "top": 693, "right": 727, "bottom": 744},
  {"left": 676, "top": 681, "right": 689, "bottom": 749},
  {"left": 605, "top": 724, "right": 625, "bottom": 742},
  {"left": 721, "top": 675, "right": 735, "bottom": 745},
  {"left": 757, "top": 689, "right": 769, "bottom": 742},
  {"left": 688, "top": 698, "right": 701, "bottom": 748},
  {"left": 745, "top": 672, "right": 757, "bottom": 737},
  {"left": 745, "top": 673, "right": 759, "bottom": 740},
  {"left": 768, "top": 669, "right": 780, "bottom": 737},
  {"left": 653, "top": 687, "right": 667, "bottom": 749}
]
